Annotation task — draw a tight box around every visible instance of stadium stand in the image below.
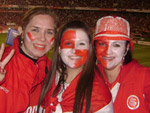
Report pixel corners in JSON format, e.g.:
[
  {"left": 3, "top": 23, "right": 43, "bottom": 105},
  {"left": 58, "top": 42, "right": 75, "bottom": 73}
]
[{"left": 0, "top": 0, "right": 149, "bottom": 40}]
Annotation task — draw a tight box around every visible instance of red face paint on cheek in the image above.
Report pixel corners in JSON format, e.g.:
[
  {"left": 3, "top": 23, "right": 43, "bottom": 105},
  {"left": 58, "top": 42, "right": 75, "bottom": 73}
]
[
  {"left": 74, "top": 49, "right": 88, "bottom": 68},
  {"left": 49, "top": 37, "right": 54, "bottom": 46},
  {"left": 60, "top": 30, "right": 76, "bottom": 49},
  {"left": 96, "top": 40, "right": 109, "bottom": 67},
  {"left": 27, "top": 32, "right": 35, "bottom": 42}
]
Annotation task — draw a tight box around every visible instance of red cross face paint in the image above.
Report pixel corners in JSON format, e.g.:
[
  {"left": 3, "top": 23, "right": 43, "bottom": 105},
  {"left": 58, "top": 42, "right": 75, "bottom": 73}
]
[
  {"left": 96, "top": 40, "right": 126, "bottom": 69},
  {"left": 60, "top": 29, "right": 89, "bottom": 68},
  {"left": 49, "top": 37, "right": 54, "bottom": 46}
]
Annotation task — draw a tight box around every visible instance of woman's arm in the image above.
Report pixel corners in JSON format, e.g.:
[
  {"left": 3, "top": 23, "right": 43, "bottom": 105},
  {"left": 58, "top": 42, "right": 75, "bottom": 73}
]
[{"left": 0, "top": 43, "right": 15, "bottom": 82}]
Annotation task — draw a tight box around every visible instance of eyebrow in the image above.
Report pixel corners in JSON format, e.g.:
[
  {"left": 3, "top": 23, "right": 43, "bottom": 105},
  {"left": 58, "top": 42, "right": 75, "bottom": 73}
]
[
  {"left": 47, "top": 29, "right": 55, "bottom": 32},
  {"left": 31, "top": 26, "right": 55, "bottom": 31},
  {"left": 31, "top": 26, "right": 39, "bottom": 29},
  {"left": 62, "top": 39, "right": 74, "bottom": 41},
  {"left": 113, "top": 41, "right": 124, "bottom": 44}
]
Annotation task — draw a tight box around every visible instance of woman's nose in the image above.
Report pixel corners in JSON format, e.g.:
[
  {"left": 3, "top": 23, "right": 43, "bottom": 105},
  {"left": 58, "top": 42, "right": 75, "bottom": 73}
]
[
  {"left": 107, "top": 46, "right": 113, "bottom": 55},
  {"left": 72, "top": 48, "right": 76, "bottom": 54},
  {"left": 39, "top": 32, "right": 46, "bottom": 41}
]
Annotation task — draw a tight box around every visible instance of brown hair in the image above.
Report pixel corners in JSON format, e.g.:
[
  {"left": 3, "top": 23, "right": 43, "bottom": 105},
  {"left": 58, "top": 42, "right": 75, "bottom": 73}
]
[
  {"left": 124, "top": 41, "right": 132, "bottom": 64},
  {"left": 38, "top": 20, "right": 97, "bottom": 113},
  {"left": 21, "top": 7, "right": 59, "bottom": 34}
]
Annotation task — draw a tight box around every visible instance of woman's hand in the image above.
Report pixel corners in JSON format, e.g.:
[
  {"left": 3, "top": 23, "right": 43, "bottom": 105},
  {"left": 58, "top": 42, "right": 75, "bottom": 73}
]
[{"left": 0, "top": 43, "right": 15, "bottom": 81}]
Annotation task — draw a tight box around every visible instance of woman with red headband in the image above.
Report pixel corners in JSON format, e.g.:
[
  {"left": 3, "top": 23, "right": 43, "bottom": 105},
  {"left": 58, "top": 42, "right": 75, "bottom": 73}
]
[{"left": 93, "top": 16, "right": 150, "bottom": 113}]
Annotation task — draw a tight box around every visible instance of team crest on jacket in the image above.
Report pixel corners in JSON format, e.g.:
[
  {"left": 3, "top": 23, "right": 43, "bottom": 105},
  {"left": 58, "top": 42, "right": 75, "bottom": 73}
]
[{"left": 127, "top": 95, "right": 140, "bottom": 110}]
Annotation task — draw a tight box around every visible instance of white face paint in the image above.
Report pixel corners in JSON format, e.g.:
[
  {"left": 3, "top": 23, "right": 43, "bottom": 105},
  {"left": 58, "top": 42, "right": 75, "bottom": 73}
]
[
  {"left": 96, "top": 40, "right": 126, "bottom": 69},
  {"left": 60, "top": 29, "right": 89, "bottom": 69}
]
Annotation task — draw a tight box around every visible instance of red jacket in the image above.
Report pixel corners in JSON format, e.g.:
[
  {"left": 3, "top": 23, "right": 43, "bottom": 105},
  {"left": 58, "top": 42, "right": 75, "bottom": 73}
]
[
  {"left": 43, "top": 71, "right": 114, "bottom": 113},
  {"left": 0, "top": 37, "right": 51, "bottom": 113},
  {"left": 98, "top": 60, "right": 150, "bottom": 113}
]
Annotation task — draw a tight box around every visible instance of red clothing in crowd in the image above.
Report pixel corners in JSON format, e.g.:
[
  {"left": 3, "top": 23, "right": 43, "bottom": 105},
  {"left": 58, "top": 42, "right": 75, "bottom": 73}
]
[
  {"left": 98, "top": 59, "right": 150, "bottom": 113},
  {"left": 0, "top": 37, "right": 50, "bottom": 113},
  {"left": 42, "top": 71, "right": 114, "bottom": 113}
]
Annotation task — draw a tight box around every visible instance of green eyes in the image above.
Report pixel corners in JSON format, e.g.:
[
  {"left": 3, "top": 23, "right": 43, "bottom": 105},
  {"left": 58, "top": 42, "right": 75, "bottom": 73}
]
[
  {"left": 47, "top": 31, "right": 54, "bottom": 35},
  {"left": 31, "top": 28, "right": 54, "bottom": 36},
  {"left": 98, "top": 42, "right": 106, "bottom": 47},
  {"left": 65, "top": 42, "right": 72, "bottom": 46},
  {"left": 32, "top": 29, "right": 39, "bottom": 32}
]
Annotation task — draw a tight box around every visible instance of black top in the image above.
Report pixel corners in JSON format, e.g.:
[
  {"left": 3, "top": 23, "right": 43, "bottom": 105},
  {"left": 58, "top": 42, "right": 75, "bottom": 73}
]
[{"left": 19, "top": 47, "right": 38, "bottom": 63}]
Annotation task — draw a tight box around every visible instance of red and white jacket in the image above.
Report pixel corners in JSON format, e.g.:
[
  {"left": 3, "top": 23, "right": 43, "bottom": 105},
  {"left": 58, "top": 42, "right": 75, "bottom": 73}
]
[
  {"left": 0, "top": 37, "right": 51, "bottom": 113},
  {"left": 98, "top": 59, "right": 150, "bottom": 113},
  {"left": 42, "top": 71, "right": 114, "bottom": 113}
]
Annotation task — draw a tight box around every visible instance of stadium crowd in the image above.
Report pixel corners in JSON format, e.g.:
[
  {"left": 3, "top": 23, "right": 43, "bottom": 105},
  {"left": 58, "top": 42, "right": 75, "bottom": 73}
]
[
  {"left": 0, "top": 10, "right": 149, "bottom": 39},
  {"left": 0, "top": 0, "right": 149, "bottom": 39},
  {"left": 0, "top": 0, "right": 150, "bottom": 10}
]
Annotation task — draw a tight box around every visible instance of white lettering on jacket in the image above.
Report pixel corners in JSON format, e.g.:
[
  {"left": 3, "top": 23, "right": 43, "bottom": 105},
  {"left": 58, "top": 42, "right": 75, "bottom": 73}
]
[
  {"left": 25, "top": 106, "right": 37, "bottom": 113},
  {"left": 25, "top": 106, "right": 45, "bottom": 113}
]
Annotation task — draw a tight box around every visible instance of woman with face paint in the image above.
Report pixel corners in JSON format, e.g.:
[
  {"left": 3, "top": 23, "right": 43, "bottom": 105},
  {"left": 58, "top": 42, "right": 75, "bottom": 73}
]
[
  {"left": 0, "top": 7, "right": 58, "bottom": 113},
  {"left": 37, "top": 20, "right": 114, "bottom": 113},
  {"left": 93, "top": 16, "right": 150, "bottom": 113}
]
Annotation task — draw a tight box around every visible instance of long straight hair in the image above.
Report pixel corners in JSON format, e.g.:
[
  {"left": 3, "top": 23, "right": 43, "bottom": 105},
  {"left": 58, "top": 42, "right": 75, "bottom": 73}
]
[{"left": 38, "top": 20, "right": 97, "bottom": 113}]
